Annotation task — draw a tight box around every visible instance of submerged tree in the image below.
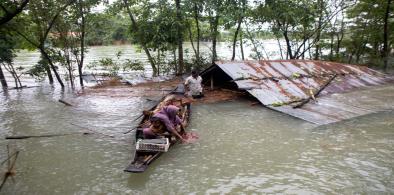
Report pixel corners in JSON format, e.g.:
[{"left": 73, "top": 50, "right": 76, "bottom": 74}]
[
  {"left": 252, "top": 0, "right": 348, "bottom": 60},
  {"left": 0, "top": 31, "right": 11, "bottom": 88},
  {"left": 122, "top": 0, "right": 158, "bottom": 76},
  {"left": 183, "top": 0, "right": 204, "bottom": 65},
  {"left": 0, "top": 31, "right": 13, "bottom": 88},
  {"left": 12, "top": 0, "right": 78, "bottom": 88},
  {"left": 73, "top": 0, "right": 101, "bottom": 87},
  {"left": 0, "top": 0, "right": 32, "bottom": 88},
  {"left": 49, "top": 0, "right": 101, "bottom": 88},
  {"left": 206, "top": 0, "right": 225, "bottom": 64},
  {"left": 382, "top": 0, "right": 392, "bottom": 72},
  {"left": 344, "top": 0, "right": 393, "bottom": 68},
  {"left": 0, "top": 38, "right": 24, "bottom": 88},
  {"left": 175, "top": 0, "right": 185, "bottom": 75}
]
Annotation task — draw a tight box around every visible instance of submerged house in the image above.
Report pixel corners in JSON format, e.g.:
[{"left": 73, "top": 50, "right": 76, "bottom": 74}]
[{"left": 200, "top": 60, "right": 394, "bottom": 125}]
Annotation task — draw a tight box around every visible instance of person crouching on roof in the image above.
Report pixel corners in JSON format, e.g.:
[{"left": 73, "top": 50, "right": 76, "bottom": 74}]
[
  {"left": 184, "top": 70, "right": 204, "bottom": 99},
  {"left": 143, "top": 105, "right": 187, "bottom": 142}
]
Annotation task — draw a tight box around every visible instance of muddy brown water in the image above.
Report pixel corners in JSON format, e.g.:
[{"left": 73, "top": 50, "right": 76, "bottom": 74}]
[
  {"left": 1, "top": 44, "right": 394, "bottom": 194},
  {"left": 1, "top": 83, "right": 393, "bottom": 194}
]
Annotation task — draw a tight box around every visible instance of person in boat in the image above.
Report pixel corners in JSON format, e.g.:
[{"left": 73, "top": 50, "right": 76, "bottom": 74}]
[
  {"left": 142, "top": 95, "right": 182, "bottom": 117},
  {"left": 153, "top": 95, "right": 179, "bottom": 113},
  {"left": 184, "top": 70, "right": 204, "bottom": 99},
  {"left": 143, "top": 105, "right": 187, "bottom": 142}
]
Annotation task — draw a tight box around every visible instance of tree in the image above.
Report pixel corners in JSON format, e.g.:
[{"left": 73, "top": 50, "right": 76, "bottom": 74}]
[
  {"left": 0, "top": 64, "right": 6, "bottom": 88},
  {"left": 190, "top": 0, "right": 203, "bottom": 63},
  {"left": 77, "top": 0, "right": 86, "bottom": 87},
  {"left": 183, "top": 0, "right": 205, "bottom": 68},
  {"left": 12, "top": 0, "right": 77, "bottom": 88},
  {"left": 0, "top": 0, "right": 29, "bottom": 26},
  {"left": 206, "top": 0, "right": 224, "bottom": 64},
  {"left": 345, "top": 0, "right": 393, "bottom": 67},
  {"left": 0, "top": 31, "right": 13, "bottom": 88},
  {"left": 54, "top": 0, "right": 102, "bottom": 88},
  {"left": 175, "top": 0, "right": 184, "bottom": 74},
  {"left": 253, "top": 0, "right": 347, "bottom": 60},
  {"left": 383, "top": 0, "right": 392, "bottom": 72},
  {"left": 0, "top": 0, "right": 31, "bottom": 88},
  {"left": 0, "top": 29, "right": 23, "bottom": 88},
  {"left": 122, "top": 0, "right": 158, "bottom": 76},
  {"left": 225, "top": 0, "right": 246, "bottom": 61}
]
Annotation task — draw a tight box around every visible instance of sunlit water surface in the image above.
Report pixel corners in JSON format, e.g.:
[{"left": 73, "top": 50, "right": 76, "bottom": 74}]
[{"left": 0, "top": 85, "right": 393, "bottom": 194}]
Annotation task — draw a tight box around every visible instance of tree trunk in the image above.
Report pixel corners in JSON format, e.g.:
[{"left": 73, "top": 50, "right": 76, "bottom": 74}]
[
  {"left": 0, "top": 0, "right": 29, "bottom": 26},
  {"left": 329, "top": 30, "right": 334, "bottom": 60},
  {"left": 211, "top": 15, "right": 220, "bottom": 64},
  {"left": 283, "top": 30, "right": 293, "bottom": 59},
  {"left": 16, "top": 73, "right": 22, "bottom": 87},
  {"left": 3, "top": 63, "right": 20, "bottom": 88},
  {"left": 356, "top": 43, "right": 367, "bottom": 63},
  {"left": 231, "top": 16, "right": 243, "bottom": 61},
  {"left": 383, "top": 0, "right": 391, "bottom": 72},
  {"left": 78, "top": 0, "right": 85, "bottom": 88},
  {"left": 276, "top": 37, "right": 284, "bottom": 59},
  {"left": 173, "top": 49, "right": 177, "bottom": 74},
  {"left": 277, "top": 20, "right": 294, "bottom": 59},
  {"left": 240, "top": 31, "right": 244, "bottom": 60},
  {"left": 188, "top": 25, "right": 197, "bottom": 58},
  {"left": 157, "top": 50, "right": 160, "bottom": 76},
  {"left": 123, "top": 0, "right": 157, "bottom": 76},
  {"left": 66, "top": 53, "right": 74, "bottom": 88},
  {"left": 39, "top": 48, "right": 64, "bottom": 88},
  {"left": 245, "top": 24, "right": 262, "bottom": 60},
  {"left": 335, "top": 20, "right": 345, "bottom": 57},
  {"left": 0, "top": 64, "right": 7, "bottom": 88},
  {"left": 302, "top": 37, "right": 306, "bottom": 59},
  {"left": 45, "top": 65, "right": 54, "bottom": 84},
  {"left": 193, "top": 3, "right": 200, "bottom": 62},
  {"left": 175, "top": 0, "right": 184, "bottom": 75},
  {"left": 348, "top": 50, "right": 355, "bottom": 64},
  {"left": 12, "top": 72, "right": 18, "bottom": 88},
  {"left": 314, "top": 0, "right": 324, "bottom": 60}
]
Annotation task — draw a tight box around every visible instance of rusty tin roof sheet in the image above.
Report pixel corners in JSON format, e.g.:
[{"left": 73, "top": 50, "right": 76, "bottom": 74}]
[{"left": 212, "top": 60, "right": 393, "bottom": 124}]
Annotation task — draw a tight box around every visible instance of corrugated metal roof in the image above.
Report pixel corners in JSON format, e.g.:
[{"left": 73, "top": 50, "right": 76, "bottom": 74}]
[{"left": 208, "top": 60, "right": 394, "bottom": 125}]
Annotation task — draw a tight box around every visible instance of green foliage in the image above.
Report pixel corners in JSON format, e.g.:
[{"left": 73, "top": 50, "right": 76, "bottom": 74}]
[
  {"left": 271, "top": 102, "right": 285, "bottom": 107},
  {"left": 0, "top": 30, "right": 15, "bottom": 65},
  {"left": 28, "top": 55, "right": 50, "bottom": 81},
  {"left": 123, "top": 59, "right": 145, "bottom": 71},
  {"left": 127, "top": 0, "right": 179, "bottom": 52},
  {"left": 87, "top": 51, "right": 144, "bottom": 76},
  {"left": 2, "top": 0, "right": 393, "bottom": 87},
  {"left": 291, "top": 73, "right": 301, "bottom": 79},
  {"left": 340, "top": 0, "right": 394, "bottom": 67},
  {"left": 85, "top": 12, "right": 130, "bottom": 45}
]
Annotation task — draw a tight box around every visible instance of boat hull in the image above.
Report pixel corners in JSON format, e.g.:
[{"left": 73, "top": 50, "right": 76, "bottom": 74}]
[{"left": 124, "top": 89, "right": 190, "bottom": 173}]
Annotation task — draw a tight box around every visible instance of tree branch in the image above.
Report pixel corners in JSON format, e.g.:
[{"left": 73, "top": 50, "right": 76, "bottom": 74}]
[
  {"left": 42, "top": 0, "right": 76, "bottom": 46},
  {"left": 0, "top": 0, "right": 29, "bottom": 26}
]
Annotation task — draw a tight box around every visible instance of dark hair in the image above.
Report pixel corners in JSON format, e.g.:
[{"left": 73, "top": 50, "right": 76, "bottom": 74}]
[
  {"left": 191, "top": 70, "right": 197, "bottom": 74},
  {"left": 150, "top": 116, "right": 160, "bottom": 122}
]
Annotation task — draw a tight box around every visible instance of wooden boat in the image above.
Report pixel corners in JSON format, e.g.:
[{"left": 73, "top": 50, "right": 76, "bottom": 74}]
[{"left": 124, "top": 85, "right": 191, "bottom": 173}]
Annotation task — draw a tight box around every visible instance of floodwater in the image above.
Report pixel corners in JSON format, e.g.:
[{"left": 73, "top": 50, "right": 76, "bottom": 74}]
[
  {"left": 1, "top": 84, "right": 393, "bottom": 194},
  {"left": 1, "top": 44, "right": 394, "bottom": 194},
  {"left": 5, "top": 41, "right": 283, "bottom": 88}
]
